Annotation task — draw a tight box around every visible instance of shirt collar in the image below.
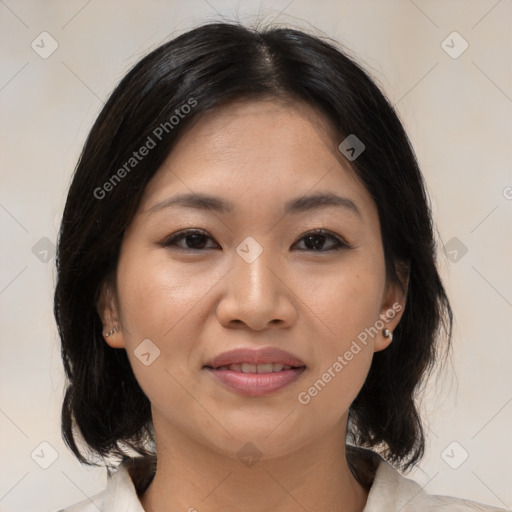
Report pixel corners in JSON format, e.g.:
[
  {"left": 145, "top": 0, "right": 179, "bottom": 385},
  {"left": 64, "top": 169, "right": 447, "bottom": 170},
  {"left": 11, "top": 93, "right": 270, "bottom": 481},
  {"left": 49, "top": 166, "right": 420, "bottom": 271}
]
[{"left": 103, "top": 463, "right": 147, "bottom": 512}]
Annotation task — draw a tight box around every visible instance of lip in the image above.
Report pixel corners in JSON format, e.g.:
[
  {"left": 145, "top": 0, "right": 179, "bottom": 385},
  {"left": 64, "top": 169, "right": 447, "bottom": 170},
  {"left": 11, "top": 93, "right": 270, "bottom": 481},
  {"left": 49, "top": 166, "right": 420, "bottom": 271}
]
[
  {"left": 205, "top": 367, "right": 306, "bottom": 397},
  {"left": 203, "top": 347, "right": 306, "bottom": 397},
  {"left": 204, "top": 347, "right": 305, "bottom": 368}
]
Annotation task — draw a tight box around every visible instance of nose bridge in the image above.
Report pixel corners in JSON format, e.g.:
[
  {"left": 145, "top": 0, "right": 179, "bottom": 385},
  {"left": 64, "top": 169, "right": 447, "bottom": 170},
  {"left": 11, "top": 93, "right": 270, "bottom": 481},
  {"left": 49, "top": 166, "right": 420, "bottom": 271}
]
[
  {"left": 216, "top": 235, "right": 296, "bottom": 329},
  {"left": 232, "top": 236, "right": 278, "bottom": 303}
]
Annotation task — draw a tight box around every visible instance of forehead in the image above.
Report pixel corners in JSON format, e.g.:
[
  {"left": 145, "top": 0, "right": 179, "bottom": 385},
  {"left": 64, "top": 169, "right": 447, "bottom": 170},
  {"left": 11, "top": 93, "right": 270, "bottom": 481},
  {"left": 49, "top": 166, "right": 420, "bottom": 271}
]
[
  {"left": 137, "top": 99, "right": 376, "bottom": 222},
  {"left": 168, "top": 98, "right": 339, "bottom": 165}
]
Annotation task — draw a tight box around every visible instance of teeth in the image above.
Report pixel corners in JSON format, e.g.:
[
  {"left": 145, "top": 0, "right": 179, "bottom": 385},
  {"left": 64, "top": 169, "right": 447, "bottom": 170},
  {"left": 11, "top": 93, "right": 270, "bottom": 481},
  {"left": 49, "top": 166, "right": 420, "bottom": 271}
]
[
  {"left": 217, "top": 363, "right": 295, "bottom": 373},
  {"left": 256, "top": 363, "right": 273, "bottom": 374}
]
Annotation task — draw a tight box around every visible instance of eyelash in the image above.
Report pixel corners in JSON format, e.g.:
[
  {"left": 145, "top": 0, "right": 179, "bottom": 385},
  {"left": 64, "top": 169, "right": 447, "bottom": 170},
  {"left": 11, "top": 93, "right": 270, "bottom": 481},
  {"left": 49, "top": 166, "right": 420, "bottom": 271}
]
[{"left": 159, "top": 228, "right": 351, "bottom": 253}]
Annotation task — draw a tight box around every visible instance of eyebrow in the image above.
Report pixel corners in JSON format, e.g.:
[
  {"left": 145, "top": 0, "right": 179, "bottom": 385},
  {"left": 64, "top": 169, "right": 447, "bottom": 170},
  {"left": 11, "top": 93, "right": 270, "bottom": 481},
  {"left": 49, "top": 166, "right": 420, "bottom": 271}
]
[{"left": 145, "top": 191, "right": 362, "bottom": 218}]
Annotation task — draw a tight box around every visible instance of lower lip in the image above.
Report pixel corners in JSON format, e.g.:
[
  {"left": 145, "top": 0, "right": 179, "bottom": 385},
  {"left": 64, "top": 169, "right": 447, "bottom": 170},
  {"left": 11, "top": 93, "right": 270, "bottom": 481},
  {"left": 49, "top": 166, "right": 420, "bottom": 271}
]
[{"left": 204, "top": 367, "right": 306, "bottom": 397}]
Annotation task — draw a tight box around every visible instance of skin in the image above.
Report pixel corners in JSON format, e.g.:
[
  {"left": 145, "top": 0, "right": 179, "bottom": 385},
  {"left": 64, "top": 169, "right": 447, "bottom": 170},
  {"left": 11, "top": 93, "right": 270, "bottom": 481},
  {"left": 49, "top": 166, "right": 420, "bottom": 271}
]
[{"left": 98, "top": 99, "right": 407, "bottom": 512}]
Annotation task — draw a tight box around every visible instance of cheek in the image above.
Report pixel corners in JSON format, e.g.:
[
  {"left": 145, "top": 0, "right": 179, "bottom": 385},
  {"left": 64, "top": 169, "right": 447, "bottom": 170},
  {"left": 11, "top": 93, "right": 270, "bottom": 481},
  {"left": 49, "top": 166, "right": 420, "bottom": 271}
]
[
  {"left": 113, "top": 251, "right": 205, "bottom": 409},
  {"left": 292, "top": 254, "right": 385, "bottom": 413},
  {"left": 115, "top": 246, "right": 222, "bottom": 340},
  {"left": 295, "top": 279, "right": 378, "bottom": 428},
  {"left": 299, "top": 253, "right": 386, "bottom": 348},
  {"left": 114, "top": 246, "right": 229, "bottom": 396},
  {"left": 297, "top": 345, "right": 373, "bottom": 421}
]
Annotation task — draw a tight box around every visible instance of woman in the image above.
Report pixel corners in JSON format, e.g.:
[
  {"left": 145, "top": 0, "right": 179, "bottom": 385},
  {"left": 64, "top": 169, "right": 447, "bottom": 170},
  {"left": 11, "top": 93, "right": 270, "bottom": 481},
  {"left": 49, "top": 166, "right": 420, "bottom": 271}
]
[{"left": 54, "top": 21, "right": 504, "bottom": 512}]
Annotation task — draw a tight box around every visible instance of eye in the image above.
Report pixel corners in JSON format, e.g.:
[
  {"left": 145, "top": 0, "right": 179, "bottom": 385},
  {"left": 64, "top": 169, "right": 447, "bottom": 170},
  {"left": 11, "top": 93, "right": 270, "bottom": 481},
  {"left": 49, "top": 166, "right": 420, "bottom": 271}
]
[
  {"left": 160, "top": 228, "right": 351, "bottom": 252},
  {"left": 160, "top": 229, "right": 219, "bottom": 251},
  {"left": 292, "top": 229, "right": 350, "bottom": 252}
]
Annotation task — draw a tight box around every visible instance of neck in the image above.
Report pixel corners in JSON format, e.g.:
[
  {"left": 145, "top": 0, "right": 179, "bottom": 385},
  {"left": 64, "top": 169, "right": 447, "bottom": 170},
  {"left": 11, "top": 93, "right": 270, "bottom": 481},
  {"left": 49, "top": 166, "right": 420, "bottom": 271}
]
[{"left": 139, "top": 415, "right": 371, "bottom": 512}]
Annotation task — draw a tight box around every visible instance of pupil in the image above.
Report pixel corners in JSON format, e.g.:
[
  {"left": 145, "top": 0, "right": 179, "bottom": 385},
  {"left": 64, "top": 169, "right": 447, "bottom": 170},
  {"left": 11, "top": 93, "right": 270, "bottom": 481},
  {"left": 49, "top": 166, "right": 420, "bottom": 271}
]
[
  {"left": 188, "top": 234, "right": 206, "bottom": 249},
  {"left": 306, "top": 234, "right": 324, "bottom": 250}
]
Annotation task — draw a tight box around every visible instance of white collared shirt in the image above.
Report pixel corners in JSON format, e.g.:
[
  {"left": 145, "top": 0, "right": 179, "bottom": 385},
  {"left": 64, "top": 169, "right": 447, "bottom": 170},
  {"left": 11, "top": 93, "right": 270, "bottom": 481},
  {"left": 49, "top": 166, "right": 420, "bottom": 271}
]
[{"left": 57, "top": 457, "right": 506, "bottom": 512}]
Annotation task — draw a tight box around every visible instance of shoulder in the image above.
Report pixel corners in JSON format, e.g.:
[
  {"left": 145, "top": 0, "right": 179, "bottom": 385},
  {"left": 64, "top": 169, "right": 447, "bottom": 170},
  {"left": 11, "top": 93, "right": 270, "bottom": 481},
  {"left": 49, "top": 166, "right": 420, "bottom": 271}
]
[
  {"left": 364, "top": 451, "right": 506, "bottom": 512},
  {"left": 55, "top": 487, "right": 107, "bottom": 512},
  {"left": 56, "top": 456, "right": 154, "bottom": 512}
]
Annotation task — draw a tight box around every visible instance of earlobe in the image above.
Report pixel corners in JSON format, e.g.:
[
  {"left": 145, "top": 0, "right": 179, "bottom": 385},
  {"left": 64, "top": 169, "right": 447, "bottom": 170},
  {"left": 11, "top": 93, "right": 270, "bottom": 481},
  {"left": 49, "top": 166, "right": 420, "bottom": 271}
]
[
  {"left": 96, "top": 279, "right": 126, "bottom": 349},
  {"left": 382, "top": 328, "right": 393, "bottom": 341},
  {"left": 374, "top": 326, "right": 394, "bottom": 352},
  {"left": 374, "top": 264, "right": 409, "bottom": 353},
  {"left": 102, "top": 323, "right": 124, "bottom": 348}
]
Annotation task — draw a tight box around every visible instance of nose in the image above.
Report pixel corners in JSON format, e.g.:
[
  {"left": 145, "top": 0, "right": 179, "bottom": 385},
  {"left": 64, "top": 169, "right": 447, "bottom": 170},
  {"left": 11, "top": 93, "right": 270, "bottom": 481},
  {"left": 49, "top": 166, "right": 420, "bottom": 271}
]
[{"left": 215, "top": 244, "right": 297, "bottom": 331}]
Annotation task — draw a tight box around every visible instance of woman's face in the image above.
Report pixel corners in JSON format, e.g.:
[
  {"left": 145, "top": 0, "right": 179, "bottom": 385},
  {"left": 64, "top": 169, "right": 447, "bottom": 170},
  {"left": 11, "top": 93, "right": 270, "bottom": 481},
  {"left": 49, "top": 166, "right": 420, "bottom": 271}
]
[{"left": 100, "top": 99, "right": 406, "bottom": 460}]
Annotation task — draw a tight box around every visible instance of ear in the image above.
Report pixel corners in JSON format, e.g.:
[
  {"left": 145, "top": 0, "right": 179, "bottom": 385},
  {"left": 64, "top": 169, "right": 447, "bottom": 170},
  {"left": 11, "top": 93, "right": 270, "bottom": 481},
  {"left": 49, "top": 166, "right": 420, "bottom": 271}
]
[
  {"left": 96, "top": 278, "right": 126, "bottom": 349},
  {"left": 374, "top": 261, "right": 409, "bottom": 353}
]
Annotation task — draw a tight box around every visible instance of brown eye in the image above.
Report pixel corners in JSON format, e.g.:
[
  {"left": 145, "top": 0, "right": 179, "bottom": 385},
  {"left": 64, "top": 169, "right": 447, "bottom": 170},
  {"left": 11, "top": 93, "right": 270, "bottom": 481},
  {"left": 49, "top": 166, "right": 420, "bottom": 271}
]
[
  {"left": 161, "top": 229, "right": 219, "bottom": 250},
  {"left": 293, "top": 230, "right": 350, "bottom": 252}
]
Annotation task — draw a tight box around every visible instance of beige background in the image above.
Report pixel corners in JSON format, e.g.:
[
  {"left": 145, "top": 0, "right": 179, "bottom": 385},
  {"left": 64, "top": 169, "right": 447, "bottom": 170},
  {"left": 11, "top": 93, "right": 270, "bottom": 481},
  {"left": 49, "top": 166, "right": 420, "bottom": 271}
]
[{"left": 1, "top": 1, "right": 511, "bottom": 511}]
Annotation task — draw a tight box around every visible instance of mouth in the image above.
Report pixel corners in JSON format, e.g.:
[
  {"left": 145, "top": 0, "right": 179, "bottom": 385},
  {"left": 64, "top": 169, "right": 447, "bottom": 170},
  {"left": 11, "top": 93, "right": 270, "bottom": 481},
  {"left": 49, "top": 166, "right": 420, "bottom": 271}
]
[
  {"left": 203, "top": 346, "right": 307, "bottom": 397},
  {"left": 205, "top": 362, "right": 305, "bottom": 373}
]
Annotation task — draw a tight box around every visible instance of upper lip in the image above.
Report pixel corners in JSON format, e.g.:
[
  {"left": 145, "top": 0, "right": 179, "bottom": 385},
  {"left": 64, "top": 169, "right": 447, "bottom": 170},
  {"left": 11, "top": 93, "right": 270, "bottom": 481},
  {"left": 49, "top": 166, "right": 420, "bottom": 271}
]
[{"left": 204, "top": 347, "right": 305, "bottom": 369}]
